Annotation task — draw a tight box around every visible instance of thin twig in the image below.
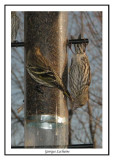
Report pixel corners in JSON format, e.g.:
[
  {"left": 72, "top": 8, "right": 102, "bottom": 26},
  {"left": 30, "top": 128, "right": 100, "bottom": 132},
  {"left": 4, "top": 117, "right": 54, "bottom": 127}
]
[{"left": 11, "top": 108, "right": 24, "bottom": 126}]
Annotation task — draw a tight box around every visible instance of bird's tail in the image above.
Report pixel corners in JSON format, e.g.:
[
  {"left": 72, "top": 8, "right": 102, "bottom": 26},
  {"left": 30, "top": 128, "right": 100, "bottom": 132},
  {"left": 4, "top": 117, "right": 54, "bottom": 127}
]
[{"left": 63, "top": 90, "right": 74, "bottom": 102}]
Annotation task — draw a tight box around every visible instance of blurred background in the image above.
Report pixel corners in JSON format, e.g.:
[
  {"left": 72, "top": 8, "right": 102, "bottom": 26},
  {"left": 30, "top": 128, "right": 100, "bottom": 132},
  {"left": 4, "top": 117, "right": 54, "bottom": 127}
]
[{"left": 11, "top": 11, "right": 102, "bottom": 148}]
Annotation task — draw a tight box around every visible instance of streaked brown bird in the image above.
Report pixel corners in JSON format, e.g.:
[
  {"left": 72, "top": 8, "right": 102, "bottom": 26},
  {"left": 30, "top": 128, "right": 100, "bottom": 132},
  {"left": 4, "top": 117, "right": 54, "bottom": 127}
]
[
  {"left": 11, "top": 12, "right": 20, "bottom": 42},
  {"left": 26, "top": 47, "right": 73, "bottom": 101},
  {"left": 69, "top": 36, "right": 91, "bottom": 109}
]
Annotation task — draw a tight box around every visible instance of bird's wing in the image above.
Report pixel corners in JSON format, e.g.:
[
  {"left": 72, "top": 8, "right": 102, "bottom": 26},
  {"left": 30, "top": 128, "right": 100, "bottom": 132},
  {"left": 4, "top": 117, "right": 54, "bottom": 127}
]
[
  {"left": 27, "top": 65, "right": 56, "bottom": 81},
  {"left": 26, "top": 65, "right": 65, "bottom": 91}
]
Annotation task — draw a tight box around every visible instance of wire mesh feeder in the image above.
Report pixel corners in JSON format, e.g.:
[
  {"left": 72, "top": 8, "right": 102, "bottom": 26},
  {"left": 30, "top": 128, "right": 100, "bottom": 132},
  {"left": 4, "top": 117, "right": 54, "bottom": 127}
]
[{"left": 11, "top": 12, "right": 20, "bottom": 42}]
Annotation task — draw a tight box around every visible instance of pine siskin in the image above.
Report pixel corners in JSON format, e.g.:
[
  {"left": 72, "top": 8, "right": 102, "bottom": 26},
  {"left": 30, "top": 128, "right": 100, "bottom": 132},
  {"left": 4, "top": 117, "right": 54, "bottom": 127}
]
[
  {"left": 26, "top": 48, "right": 73, "bottom": 101},
  {"left": 11, "top": 12, "right": 20, "bottom": 42},
  {"left": 69, "top": 38, "right": 91, "bottom": 109}
]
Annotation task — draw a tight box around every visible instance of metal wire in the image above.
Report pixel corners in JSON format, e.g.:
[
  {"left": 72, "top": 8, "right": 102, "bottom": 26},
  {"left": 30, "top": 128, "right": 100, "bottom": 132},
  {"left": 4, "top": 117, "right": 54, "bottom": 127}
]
[
  {"left": 68, "top": 39, "right": 89, "bottom": 44},
  {"left": 11, "top": 144, "right": 93, "bottom": 148},
  {"left": 11, "top": 41, "right": 24, "bottom": 47}
]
